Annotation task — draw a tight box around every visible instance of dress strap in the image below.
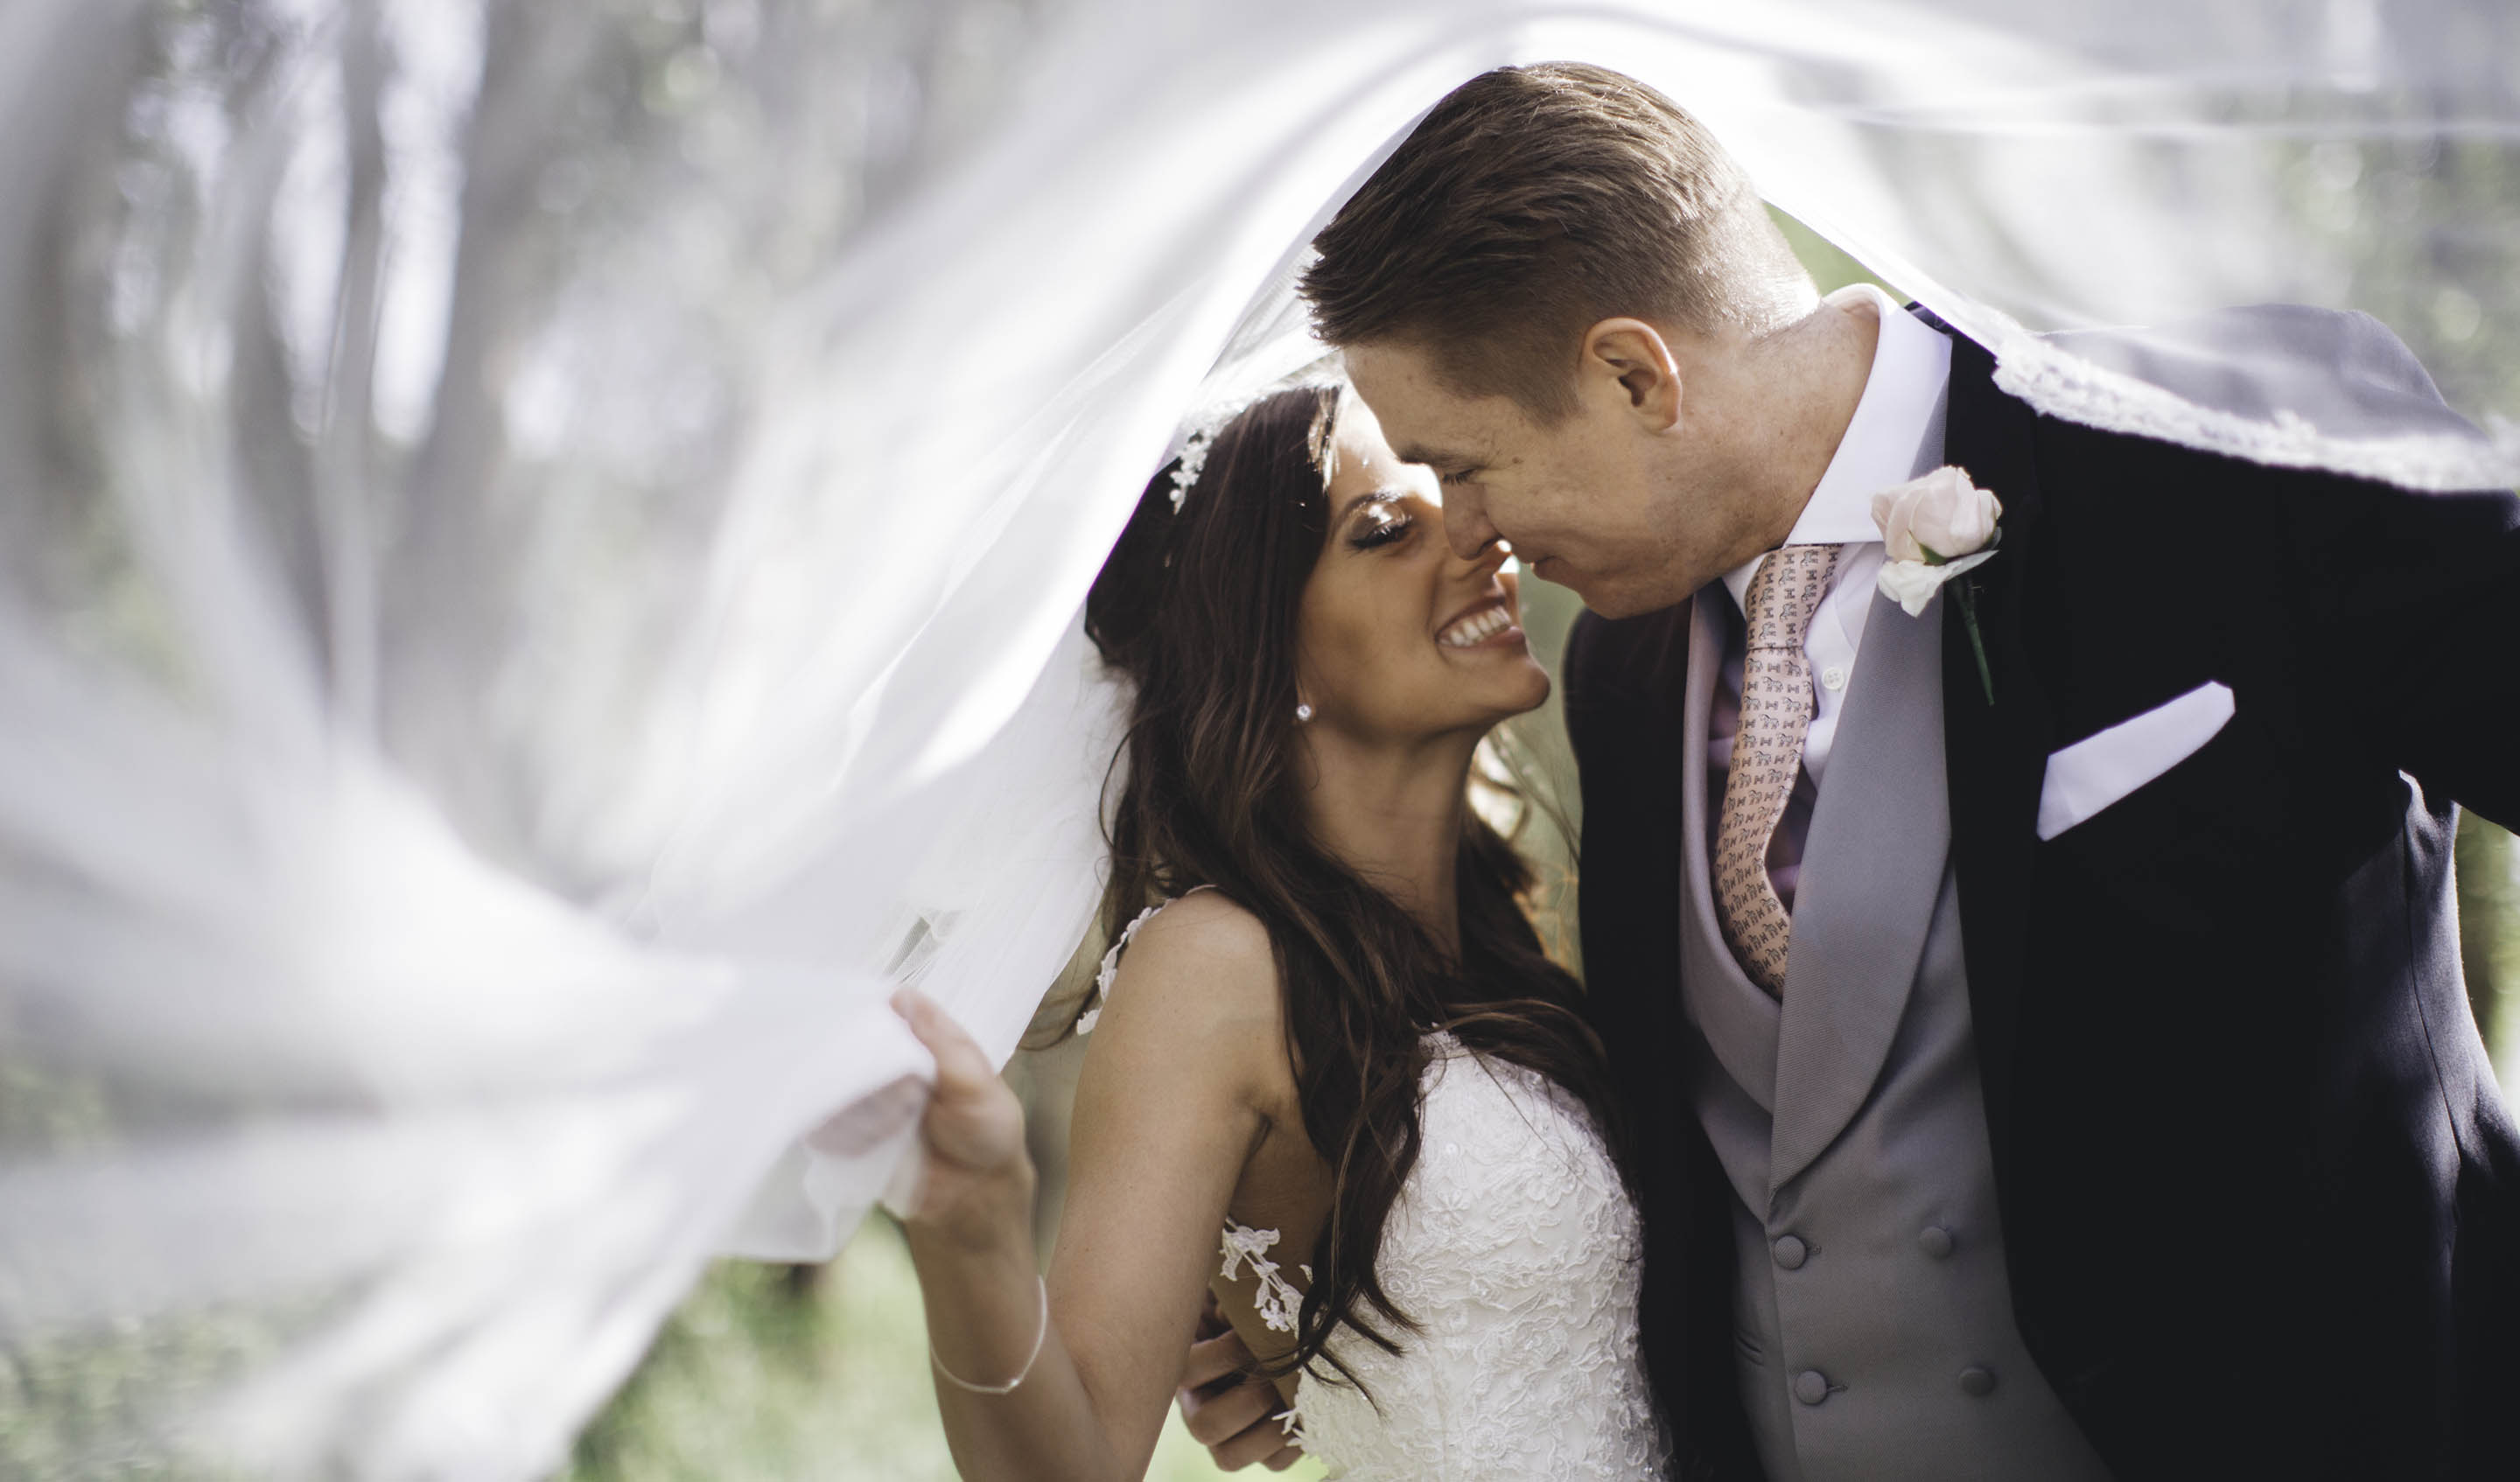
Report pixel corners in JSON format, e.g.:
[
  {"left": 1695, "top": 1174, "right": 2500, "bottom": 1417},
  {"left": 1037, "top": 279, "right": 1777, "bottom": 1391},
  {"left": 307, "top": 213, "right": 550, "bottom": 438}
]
[{"left": 1073, "top": 884, "right": 1216, "bottom": 1034}]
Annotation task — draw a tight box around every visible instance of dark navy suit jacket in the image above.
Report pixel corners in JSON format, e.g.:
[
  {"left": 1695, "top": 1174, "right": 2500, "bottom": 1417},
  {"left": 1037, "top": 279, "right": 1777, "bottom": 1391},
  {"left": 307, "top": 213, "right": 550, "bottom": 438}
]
[{"left": 1563, "top": 317, "right": 2520, "bottom": 1480}]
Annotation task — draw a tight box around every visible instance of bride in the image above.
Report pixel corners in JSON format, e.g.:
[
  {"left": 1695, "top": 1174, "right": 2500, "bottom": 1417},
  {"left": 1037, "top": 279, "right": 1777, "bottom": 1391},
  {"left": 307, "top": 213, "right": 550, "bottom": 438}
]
[{"left": 889, "top": 381, "right": 1670, "bottom": 1479}]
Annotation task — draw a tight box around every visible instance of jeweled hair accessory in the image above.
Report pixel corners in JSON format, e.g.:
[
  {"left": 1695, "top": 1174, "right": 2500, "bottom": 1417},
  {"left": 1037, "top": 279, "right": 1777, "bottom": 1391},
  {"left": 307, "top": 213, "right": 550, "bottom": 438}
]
[
  {"left": 1167, "top": 427, "right": 1214, "bottom": 511},
  {"left": 1159, "top": 353, "right": 1344, "bottom": 513}
]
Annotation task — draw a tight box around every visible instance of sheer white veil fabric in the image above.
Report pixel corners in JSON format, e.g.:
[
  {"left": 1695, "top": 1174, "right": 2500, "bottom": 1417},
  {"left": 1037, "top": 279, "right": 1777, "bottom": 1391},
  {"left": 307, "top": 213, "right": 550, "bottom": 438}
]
[{"left": 0, "top": 0, "right": 2511, "bottom": 1476}]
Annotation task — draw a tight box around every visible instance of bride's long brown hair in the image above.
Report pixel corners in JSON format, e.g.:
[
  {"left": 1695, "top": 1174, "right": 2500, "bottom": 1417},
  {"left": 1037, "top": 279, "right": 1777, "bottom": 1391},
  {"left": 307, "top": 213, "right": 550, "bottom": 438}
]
[{"left": 1076, "top": 384, "right": 1632, "bottom": 1391}]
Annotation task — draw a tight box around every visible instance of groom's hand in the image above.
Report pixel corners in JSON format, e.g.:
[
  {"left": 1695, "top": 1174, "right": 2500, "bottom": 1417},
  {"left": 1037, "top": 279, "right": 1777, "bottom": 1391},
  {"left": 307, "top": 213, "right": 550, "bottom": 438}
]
[{"left": 1178, "top": 1290, "right": 1302, "bottom": 1471}]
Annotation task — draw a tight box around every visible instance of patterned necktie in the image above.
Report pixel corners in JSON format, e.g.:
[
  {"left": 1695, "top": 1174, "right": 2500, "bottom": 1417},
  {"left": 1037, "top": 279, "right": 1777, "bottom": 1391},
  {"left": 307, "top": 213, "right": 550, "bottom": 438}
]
[{"left": 1713, "top": 544, "right": 1840, "bottom": 996}]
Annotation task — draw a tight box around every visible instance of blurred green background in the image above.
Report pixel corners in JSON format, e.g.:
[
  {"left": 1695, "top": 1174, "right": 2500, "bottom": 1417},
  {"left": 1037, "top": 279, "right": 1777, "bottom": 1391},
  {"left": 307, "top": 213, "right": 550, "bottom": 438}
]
[{"left": 564, "top": 1215, "right": 1320, "bottom": 1482}]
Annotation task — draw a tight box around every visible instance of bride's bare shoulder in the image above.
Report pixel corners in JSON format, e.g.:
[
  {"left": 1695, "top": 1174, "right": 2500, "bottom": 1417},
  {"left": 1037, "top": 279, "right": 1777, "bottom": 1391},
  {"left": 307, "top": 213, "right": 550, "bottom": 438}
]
[
  {"left": 1086, "top": 891, "right": 1286, "bottom": 1097},
  {"left": 1126, "top": 888, "right": 1270, "bottom": 960}
]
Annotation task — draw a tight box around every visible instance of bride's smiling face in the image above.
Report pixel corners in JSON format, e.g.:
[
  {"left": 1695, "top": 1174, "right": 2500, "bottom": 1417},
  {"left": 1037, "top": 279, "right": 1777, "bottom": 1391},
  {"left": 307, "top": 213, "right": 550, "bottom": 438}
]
[{"left": 1292, "top": 398, "right": 1550, "bottom": 742}]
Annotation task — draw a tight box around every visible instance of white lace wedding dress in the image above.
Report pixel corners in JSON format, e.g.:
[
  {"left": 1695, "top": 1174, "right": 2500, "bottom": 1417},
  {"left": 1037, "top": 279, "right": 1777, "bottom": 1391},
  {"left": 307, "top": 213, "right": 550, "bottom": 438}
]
[{"left": 1089, "top": 902, "right": 1670, "bottom": 1480}]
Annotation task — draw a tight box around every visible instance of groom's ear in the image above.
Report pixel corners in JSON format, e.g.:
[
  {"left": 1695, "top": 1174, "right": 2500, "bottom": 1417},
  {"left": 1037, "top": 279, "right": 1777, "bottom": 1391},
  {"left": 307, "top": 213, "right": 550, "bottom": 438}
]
[{"left": 1580, "top": 318, "right": 1684, "bottom": 432}]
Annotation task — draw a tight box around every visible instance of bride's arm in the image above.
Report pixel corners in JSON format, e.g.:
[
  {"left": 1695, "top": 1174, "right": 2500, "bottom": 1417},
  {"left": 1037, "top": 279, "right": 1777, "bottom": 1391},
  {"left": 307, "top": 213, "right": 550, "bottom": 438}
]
[{"left": 897, "top": 897, "right": 1283, "bottom": 1482}]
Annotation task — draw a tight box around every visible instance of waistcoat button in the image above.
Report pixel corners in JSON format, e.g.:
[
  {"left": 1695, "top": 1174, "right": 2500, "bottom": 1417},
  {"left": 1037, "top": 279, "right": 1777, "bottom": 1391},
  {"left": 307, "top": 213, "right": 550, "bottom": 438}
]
[
  {"left": 1772, "top": 1234, "right": 1808, "bottom": 1270},
  {"left": 1793, "top": 1370, "right": 1830, "bottom": 1406},
  {"left": 1959, "top": 1365, "right": 1997, "bottom": 1397},
  {"left": 1918, "top": 1225, "right": 1956, "bottom": 1259}
]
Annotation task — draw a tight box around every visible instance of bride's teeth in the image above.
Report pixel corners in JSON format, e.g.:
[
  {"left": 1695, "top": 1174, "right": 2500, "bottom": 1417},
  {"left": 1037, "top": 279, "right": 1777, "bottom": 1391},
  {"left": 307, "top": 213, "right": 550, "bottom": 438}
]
[{"left": 1440, "top": 607, "right": 1512, "bottom": 647}]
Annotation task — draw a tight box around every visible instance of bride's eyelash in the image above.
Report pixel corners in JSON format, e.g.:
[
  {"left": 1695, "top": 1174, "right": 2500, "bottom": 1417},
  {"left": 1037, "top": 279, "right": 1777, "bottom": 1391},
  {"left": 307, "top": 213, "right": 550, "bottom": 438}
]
[{"left": 1349, "top": 508, "right": 1413, "bottom": 549}]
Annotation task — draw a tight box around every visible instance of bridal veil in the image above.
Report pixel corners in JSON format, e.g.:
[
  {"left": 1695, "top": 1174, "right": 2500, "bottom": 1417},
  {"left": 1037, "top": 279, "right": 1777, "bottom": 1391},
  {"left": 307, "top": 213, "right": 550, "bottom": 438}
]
[{"left": 1, "top": 0, "right": 2510, "bottom": 1475}]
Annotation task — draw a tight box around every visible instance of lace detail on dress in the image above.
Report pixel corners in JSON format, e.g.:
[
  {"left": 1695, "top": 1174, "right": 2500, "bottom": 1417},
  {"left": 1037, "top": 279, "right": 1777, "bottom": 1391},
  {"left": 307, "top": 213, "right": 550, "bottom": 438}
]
[
  {"left": 1218, "top": 1223, "right": 1315, "bottom": 1447},
  {"left": 1220, "top": 1222, "right": 1309, "bottom": 1335},
  {"left": 1073, "top": 885, "right": 1212, "bottom": 1035},
  {"left": 1089, "top": 900, "right": 1666, "bottom": 1479},
  {"left": 1280, "top": 1035, "right": 1670, "bottom": 1480}
]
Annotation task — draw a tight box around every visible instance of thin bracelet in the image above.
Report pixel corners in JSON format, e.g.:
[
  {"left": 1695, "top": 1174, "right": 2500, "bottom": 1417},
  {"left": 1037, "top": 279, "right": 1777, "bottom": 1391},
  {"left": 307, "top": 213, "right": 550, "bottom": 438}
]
[{"left": 931, "top": 1275, "right": 1050, "bottom": 1395}]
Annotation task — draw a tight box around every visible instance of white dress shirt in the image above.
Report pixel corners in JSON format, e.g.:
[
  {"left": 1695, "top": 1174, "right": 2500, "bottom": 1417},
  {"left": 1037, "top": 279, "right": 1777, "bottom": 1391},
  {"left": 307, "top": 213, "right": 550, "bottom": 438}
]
[{"left": 1712, "top": 284, "right": 1953, "bottom": 791}]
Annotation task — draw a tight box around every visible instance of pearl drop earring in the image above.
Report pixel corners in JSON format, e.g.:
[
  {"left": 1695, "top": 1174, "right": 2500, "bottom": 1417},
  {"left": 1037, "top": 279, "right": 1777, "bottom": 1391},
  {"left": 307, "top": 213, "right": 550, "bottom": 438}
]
[{"left": 1295, "top": 703, "right": 1314, "bottom": 723}]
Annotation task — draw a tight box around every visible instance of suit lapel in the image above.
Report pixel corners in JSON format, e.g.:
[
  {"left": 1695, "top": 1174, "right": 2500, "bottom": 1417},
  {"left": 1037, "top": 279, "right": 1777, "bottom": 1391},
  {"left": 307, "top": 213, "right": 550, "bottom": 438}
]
[
  {"left": 1768, "top": 580, "right": 1952, "bottom": 1192},
  {"left": 1933, "top": 325, "right": 2054, "bottom": 1181}
]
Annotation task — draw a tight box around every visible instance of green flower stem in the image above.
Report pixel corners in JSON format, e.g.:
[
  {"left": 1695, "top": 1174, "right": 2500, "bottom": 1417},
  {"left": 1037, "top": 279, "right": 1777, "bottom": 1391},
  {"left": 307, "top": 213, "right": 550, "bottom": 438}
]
[{"left": 1955, "top": 578, "right": 1995, "bottom": 704}]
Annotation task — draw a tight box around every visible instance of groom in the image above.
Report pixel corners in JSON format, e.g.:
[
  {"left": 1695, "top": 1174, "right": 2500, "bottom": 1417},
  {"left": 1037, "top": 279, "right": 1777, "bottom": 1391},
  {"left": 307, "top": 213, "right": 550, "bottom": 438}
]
[{"left": 1191, "top": 61, "right": 2520, "bottom": 1479}]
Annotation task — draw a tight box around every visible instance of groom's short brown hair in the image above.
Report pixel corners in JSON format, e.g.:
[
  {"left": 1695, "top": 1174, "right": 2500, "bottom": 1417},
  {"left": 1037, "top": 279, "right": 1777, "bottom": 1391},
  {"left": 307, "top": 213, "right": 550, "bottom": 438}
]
[{"left": 1302, "top": 62, "right": 1801, "bottom": 419}]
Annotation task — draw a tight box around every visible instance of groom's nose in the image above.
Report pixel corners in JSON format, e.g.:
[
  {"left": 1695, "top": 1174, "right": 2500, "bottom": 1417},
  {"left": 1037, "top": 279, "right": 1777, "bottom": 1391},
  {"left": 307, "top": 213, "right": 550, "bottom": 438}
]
[{"left": 1441, "top": 486, "right": 1500, "bottom": 561}]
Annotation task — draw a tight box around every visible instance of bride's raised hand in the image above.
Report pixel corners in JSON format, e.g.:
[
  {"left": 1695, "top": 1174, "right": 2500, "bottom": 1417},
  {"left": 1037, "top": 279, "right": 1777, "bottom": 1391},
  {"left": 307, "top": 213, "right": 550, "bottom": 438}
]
[{"left": 892, "top": 987, "right": 1035, "bottom": 1246}]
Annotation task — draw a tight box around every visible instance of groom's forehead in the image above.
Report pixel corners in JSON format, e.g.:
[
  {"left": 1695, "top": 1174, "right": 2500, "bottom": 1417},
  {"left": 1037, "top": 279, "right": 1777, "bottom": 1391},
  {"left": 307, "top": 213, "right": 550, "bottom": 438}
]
[
  {"left": 1347, "top": 341, "right": 1460, "bottom": 412},
  {"left": 1345, "top": 341, "right": 1528, "bottom": 470},
  {"left": 1389, "top": 412, "right": 1515, "bottom": 470},
  {"left": 1390, "top": 416, "right": 1512, "bottom": 473}
]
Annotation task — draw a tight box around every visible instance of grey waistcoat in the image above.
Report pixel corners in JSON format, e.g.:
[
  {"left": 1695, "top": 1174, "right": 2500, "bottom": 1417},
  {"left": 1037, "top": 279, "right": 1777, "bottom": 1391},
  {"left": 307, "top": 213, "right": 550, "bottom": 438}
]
[{"left": 1676, "top": 584, "right": 2110, "bottom": 1482}]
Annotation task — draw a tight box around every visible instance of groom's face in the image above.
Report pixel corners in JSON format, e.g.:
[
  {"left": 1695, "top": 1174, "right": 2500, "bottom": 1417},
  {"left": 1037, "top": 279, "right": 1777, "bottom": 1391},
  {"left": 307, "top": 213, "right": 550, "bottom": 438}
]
[{"left": 1344, "top": 339, "right": 1705, "bottom": 619}]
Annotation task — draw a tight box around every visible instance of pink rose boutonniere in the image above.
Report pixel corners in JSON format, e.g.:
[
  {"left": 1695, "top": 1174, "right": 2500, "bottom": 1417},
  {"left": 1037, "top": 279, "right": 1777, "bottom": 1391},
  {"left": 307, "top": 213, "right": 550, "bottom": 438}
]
[{"left": 1872, "top": 465, "right": 2003, "bottom": 703}]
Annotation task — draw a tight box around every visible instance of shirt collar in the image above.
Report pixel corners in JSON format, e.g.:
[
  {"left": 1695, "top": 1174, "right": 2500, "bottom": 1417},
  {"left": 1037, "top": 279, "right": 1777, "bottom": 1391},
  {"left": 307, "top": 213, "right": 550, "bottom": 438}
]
[{"left": 1722, "top": 283, "right": 1954, "bottom": 612}]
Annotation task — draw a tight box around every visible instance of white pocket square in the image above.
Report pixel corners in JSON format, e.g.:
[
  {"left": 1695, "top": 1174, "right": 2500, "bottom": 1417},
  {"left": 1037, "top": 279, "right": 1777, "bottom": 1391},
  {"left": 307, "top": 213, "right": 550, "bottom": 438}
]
[{"left": 2035, "top": 681, "right": 2235, "bottom": 841}]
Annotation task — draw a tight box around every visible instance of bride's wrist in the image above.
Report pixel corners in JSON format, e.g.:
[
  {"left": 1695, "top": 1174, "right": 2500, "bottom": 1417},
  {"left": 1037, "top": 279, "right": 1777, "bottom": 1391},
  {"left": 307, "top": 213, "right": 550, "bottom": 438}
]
[{"left": 904, "top": 1152, "right": 1039, "bottom": 1260}]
